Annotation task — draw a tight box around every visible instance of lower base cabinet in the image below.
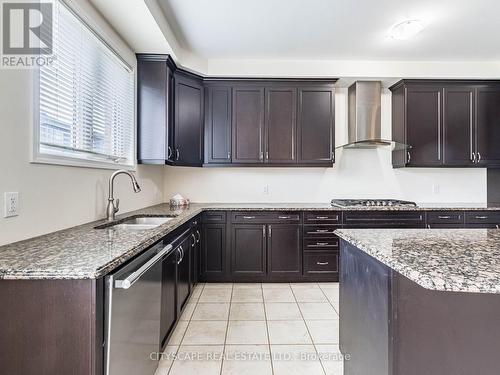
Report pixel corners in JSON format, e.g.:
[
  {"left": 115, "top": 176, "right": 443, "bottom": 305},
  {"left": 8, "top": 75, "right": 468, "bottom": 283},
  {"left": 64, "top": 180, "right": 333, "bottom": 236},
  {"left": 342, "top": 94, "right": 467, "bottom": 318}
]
[
  {"left": 303, "top": 251, "right": 339, "bottom": 276},
  {"left": 176, "top": 235, "right": 191, "bottom": 313},
  {"left": 268, "top": 224, "right": 302, "bottom": 278},
  {"left": 201, "top": 223, "right": 229, "bottom": 280},
  {"left": 160, "top": 249, "right": 177, "bottom": 349},
  {"left": 231, "top": 224, "right": 267, "bottom": 278}
]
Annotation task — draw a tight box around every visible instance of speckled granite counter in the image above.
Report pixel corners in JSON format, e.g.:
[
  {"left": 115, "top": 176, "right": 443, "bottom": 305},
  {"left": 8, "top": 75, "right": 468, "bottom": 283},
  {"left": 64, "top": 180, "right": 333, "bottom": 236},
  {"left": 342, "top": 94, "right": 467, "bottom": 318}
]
[
  {"left": 335, "top": 228, "right": 500, "bottom": 294},
  {"left": 1, "top": 202, "right": 500, "bottom": 280}
]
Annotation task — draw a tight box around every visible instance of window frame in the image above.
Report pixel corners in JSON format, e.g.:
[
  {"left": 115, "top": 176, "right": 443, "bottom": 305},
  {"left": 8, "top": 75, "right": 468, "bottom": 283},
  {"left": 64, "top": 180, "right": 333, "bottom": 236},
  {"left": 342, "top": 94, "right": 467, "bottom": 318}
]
[{"left": 31, "top": 1, "right": 137, "bottom": 171}]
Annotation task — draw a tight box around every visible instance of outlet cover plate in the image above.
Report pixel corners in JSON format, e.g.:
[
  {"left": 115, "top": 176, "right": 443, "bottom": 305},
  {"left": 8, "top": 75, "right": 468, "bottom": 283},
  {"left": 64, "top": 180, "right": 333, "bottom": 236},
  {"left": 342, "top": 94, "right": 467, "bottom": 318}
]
[{"left": 4, "top": 192, "right": 19, "bottom": 218}]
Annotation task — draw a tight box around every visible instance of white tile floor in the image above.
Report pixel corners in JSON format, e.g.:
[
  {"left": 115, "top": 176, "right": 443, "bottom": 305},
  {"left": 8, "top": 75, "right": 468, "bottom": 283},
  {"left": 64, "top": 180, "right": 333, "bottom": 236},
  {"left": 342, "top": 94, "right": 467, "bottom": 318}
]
[{"left": 155, "top": 282, "right": 342, "bottom": 375}]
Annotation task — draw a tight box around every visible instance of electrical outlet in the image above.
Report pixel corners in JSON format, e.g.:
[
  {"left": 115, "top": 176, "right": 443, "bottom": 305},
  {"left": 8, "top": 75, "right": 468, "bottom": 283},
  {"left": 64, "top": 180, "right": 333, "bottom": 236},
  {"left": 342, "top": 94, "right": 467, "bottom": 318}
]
[
  {"left": 263, "top": 184, "right": 270, "bottom": 195},
  {"left": 4, "top": 192, "right": 19, "bottom": 218}
]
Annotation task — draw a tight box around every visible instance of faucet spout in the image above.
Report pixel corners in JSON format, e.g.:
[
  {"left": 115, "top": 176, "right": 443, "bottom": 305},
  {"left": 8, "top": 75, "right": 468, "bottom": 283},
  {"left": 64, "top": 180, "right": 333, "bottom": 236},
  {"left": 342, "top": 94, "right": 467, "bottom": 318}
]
[{"left": 106, "top": 170, "right": 142, "bottom": 222}]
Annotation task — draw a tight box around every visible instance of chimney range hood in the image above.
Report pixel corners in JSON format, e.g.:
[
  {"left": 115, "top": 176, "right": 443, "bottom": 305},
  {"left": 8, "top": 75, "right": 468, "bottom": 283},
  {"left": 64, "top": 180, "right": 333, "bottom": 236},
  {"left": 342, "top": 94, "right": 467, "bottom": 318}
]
[{"left": 336, "top": 81, "right": 408, "bottom": 150}]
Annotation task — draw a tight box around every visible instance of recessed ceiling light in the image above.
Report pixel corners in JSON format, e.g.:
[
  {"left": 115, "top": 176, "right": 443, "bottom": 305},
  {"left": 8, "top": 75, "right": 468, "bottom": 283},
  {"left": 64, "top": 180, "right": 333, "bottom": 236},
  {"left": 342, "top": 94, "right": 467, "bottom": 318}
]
[{"left": 388, "top": 19, "right": 426, "bottom": 40}]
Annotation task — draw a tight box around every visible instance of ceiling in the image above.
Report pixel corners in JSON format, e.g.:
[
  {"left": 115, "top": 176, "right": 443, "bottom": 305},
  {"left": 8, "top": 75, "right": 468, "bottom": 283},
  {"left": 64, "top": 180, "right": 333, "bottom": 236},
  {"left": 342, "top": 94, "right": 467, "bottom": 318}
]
[{"left": 157, "top": 0, "right": 500, "bottom": 61}]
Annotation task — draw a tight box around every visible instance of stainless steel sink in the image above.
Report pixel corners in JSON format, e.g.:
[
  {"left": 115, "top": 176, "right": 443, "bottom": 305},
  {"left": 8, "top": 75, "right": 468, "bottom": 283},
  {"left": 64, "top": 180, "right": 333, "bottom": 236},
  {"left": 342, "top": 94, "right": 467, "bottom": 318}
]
[{"left": 96, "top": 216, "right": 176, "bottom": 230}]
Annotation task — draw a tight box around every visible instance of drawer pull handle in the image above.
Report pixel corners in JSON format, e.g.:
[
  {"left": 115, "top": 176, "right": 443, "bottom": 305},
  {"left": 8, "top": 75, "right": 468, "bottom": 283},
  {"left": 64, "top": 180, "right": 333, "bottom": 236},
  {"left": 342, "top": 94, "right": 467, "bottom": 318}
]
[
  {"left": 316, "top": 242, "right": 329, "bottom": 246},
  {"left": 243, "top": 216, "right": 256, "bottom": 219},
  {"left": 316, "top": 216, "right": 329, "bottom": 219},
  {"left": 475, "top": 216, "right": 488, "bottom": 219},
  {"left": 316, "top": 262, "right": 329, "bottom": 266},
  {"left": 315, "top": 229, "right": 331, "bottom": 233},
  {"left": 437, "top": 216, "right": 452, "bottom": 219},
  {"left": 278, "top": 216, "right": 292, "bottom": 219}
]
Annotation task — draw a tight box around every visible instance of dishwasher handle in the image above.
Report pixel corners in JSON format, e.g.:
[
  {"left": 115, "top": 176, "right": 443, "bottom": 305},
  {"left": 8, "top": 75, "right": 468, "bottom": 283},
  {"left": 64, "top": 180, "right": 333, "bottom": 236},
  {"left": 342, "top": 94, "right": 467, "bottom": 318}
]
[{"left": 115, "top": 244, "right": 173, "bottom": 290}]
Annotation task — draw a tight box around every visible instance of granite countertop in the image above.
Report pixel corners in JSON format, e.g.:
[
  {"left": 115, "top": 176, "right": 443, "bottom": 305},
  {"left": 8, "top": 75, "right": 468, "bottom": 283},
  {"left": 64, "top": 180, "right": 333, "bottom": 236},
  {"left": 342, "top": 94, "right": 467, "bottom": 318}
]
[
  {"left": 335, "top": 228, "right": 500, "bottom": 294},
  {"left": 1, "top": 201, "right": 499, "bottom": 280}
]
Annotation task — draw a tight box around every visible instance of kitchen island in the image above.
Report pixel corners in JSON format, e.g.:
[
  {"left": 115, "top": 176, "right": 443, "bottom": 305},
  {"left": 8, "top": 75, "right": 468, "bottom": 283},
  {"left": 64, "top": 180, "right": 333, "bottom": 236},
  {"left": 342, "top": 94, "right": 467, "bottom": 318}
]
[{"left": 336, "top": 228, "right": 500, "bottom": 375}]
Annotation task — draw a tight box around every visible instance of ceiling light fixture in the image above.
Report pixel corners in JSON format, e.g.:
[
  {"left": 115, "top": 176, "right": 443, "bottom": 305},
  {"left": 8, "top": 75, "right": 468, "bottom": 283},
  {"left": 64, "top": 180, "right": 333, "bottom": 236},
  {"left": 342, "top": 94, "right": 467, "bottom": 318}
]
[{"left": 388, "top": 19, "right": 426, "bottom": 40}]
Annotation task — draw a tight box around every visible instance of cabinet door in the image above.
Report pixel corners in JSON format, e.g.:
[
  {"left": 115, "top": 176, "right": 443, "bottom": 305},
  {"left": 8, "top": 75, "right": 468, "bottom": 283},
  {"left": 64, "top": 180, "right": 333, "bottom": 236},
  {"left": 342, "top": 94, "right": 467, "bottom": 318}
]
[
  {"left": 232, "top": 87, "right": 265, "bottom": 163},
  {"left": 297, "top": 87, "right": 335, "bottom": 164},
  {"left": 231, "top": 224, "right": 267, "bottom": 277},
  {"left": 160, "top": 249, "right": 177, "bottom": 349},
  {"left": 443, "top": 86, "right": 475, "bottom": 166},
  {"left": 177, "top": 237, "right": 191, "bottom": 312},
  {"left": 205, "top": 86, "right": 232, "bottom": 164},
  {"left": 267, "top": 224, "right": 301, "bottom": 277},
  {"left": 137, "top": 57, "right": 174, "bottom": 164},
  {"left": 265, "top": 87, "right": 296, "bottom": 163},
  {"left": 191, "top": 224, "right": 201, "bottom": 286},
  {"left": 201, "top": 223, "right": 227, "bottom": 279},
  {"left": 174, "top": 74, "right": 204, "bottom": 166},
  {"left": 406, "top": 86, "right": 443, "bottom": 166},
  {"left": 476, "top": 86, "right": 500, "bottom": 166}
]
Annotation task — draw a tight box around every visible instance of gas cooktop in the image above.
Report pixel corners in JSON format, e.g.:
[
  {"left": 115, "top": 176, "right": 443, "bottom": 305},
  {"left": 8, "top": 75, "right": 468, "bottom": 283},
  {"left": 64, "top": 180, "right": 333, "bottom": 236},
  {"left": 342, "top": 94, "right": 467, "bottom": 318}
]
[{"left": 331, "top": 199, "right": 418, "bottom": 208}]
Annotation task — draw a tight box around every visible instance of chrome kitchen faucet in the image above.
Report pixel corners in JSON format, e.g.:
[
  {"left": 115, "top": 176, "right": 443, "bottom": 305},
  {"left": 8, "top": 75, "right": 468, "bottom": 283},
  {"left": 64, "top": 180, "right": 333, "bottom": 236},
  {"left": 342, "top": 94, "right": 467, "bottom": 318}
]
[{"left": 106, "top": 170, "right": 141, "bottom": 221}]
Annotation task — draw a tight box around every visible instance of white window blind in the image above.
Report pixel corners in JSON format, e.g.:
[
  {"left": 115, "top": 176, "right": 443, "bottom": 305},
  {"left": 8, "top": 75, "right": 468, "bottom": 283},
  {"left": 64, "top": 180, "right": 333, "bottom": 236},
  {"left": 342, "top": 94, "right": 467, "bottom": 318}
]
[{"left": 37, "top": 1, "right": 134, "bottom": 167}]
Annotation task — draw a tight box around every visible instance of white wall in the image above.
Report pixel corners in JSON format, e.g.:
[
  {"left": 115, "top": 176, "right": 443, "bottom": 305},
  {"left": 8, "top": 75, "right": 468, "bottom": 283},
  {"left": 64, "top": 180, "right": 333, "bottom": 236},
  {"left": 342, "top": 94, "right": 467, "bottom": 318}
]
[
  {"left": 163, "top": 88, "right": 486, "bottom": 204},
  {"left": 0, "top": 1, "right": 165, "bottom": 246}
]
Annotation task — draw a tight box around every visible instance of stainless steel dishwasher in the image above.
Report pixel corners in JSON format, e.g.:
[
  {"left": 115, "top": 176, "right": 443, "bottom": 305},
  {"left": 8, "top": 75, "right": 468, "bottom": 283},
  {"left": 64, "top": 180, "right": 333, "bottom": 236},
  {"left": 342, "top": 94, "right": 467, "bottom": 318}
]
[{"left": 104, "top": 240, "right": 172, "bottom": 375}]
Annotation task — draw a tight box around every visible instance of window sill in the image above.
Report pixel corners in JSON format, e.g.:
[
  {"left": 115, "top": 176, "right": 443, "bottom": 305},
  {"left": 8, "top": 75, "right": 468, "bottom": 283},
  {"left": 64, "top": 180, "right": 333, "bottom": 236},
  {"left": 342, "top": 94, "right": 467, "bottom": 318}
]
[{"left": 31, "top": 153, "right": 136, "bottom": 171}]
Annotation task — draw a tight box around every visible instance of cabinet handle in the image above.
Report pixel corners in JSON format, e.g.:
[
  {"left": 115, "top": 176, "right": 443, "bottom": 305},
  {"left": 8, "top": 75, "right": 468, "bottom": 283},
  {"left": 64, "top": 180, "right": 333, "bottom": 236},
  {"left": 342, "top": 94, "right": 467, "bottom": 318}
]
[
  {"left": 259, "top": 151, "right": 264, "bottom": 161},
  {"left": 477, "top": 152, "right": 481, "bottom": 163},
  {"left": 269, "top": 225, "right": 272, "bottom": 238},
  {"left": 315, "top": 229, "right": 331, "bottom": 233},
  {"left": 316, "top": 216, "right": 330, "bottom": 220},
  {"left": 308, "top": 242, "right": 330, "bottom": 247},
  {"left": 427, "top": 224, "right": 431, "bottom": 229},
  {"left": 407, "top": 151, "right": 411, "bottom": 164},
  {"left": 496, "top": 225, "right": 499, "bottom": 229},
  {"left": 437, "top": 90, "right": 441, "bottom": 161},
  {"left": 196, "top": 230, "right": 200, "bottom": 243},
  {"left": 331, "top": 151, "right": 335, "bottom": 162},
  {"left": 262, "top": 225, "right": 266, "bottom": 238},
  {"left": 168, "top": 146, "right": 173, "bottom": 159},
  {"left": 227, "top": 152, "right": 231, "bottom": 159},
  {"left": 266, "top": 151, "right": 269, "bottom": 160},
  {"left": 177, "top": 246, "right": 183, "bottom": 264},
  {"left": 176, "top": 148, "right": 180, "bottom": 161},
  {"left": 475, "top": 216, "right": 488, "bottom": 219},
  {"left": 243, "top": 216, "right": 256, "bottom": 219},
  {"left": 316, "top": 262, "right": 329, "bottom": 266},
  {"left": 278, "top": 216, "right": 291, "bottom": 219},
  {"left": 469, "top": 92, "right": 474, "bottom": 163},
  {"left": 437, "top": 216, "right": 452, "bottom": 219},
  {"left": 191, "top": 233, "right": 196, "bottom": 247}
]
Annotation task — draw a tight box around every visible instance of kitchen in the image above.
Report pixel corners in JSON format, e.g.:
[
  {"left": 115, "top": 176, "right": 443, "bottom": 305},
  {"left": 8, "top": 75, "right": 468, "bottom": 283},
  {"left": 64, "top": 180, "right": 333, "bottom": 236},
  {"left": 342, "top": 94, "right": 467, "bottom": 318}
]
[{"left": 0, "top": 0, "right": 499, "bottom": 374}]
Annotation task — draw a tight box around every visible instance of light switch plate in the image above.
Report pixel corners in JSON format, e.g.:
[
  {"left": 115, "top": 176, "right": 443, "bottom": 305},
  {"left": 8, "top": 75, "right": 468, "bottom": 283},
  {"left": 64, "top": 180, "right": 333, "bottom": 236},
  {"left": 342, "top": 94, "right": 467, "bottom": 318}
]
[{"left": 4, "top": 192, "right": 19, "bottom": 218}]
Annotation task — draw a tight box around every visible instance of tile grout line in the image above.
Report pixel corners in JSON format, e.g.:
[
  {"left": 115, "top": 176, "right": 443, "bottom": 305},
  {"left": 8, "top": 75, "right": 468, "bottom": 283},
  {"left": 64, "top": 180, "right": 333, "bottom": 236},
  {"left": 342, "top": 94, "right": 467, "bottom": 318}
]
[
  {"left": 219, "top": 283, "right": 234, "bottom": 375},
  {"left": 290, "top": 283, "right": 327, "bottom": 375},
  {"left": 319, "top": 284, "right": 340, "bottom": 317},
  {"left": 262, "top": 283, "right": 275, "bottom": 375}
]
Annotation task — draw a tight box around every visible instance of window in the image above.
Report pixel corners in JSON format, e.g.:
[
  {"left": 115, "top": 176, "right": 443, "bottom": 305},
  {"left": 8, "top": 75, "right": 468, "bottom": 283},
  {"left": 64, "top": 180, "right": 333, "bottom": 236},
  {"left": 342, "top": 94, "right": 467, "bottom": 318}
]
[{"left": 35, "top": 1, "right": 135, "bottom": 168}]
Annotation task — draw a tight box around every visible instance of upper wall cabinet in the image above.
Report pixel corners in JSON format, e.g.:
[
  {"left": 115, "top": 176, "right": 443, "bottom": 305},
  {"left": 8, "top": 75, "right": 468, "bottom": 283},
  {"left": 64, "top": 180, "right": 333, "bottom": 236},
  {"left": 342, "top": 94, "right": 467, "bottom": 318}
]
[
  {"left": 137, "top": 54, "right": 204, "bottom": 167},
  {"left": 204, "top": 80, "right": 336, "bottom": 167},
  {"left": 390, "top": 80, "right": 500, "bottom": 168},
  {"left": 137, "top": 55, "right": 336, "bottom": 168}
]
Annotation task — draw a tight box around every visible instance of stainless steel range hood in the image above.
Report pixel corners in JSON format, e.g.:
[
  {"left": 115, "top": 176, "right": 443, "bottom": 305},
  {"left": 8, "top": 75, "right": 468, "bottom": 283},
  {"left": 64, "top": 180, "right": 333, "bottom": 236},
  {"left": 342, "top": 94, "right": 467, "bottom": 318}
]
[{"left": 336, "top": 81, "right": 406, "bottom": 150}]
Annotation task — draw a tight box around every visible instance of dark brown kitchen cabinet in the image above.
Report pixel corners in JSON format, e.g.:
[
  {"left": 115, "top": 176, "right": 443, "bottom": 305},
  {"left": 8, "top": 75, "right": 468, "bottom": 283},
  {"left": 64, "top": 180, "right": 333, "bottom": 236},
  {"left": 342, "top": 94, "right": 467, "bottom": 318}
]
[
  {"left": 406, "top": 85, "right": 442, "bottom": 166},
  {"left": 174, "top": 72, "right": 204, "bottom": 166},
  {"left": 176, "top": 235, "right": 191, "bottom": 312},
  {"left": 160, "top": 248, "right": 177, "bottom": 349},
  {"left": 297, "top": 86, "right": 335, "bottom": 165},
  {"left": 201, "top": 223, "right": 229, "bottom": 280},
  {"left": 391, "top": 79, "right": 500, "bottom": 168},
  {"left": 136, "top": 54, "right": 175, "bottom": 164},
  {"left": 476, "top": 86, "right": 500, "bottom": 167},
  {"left": 205, "top": 85, "right": 232, "bottom": 164},
  {"left": 190, "top": 219, "right": 201, "bottom": 286},
  {"left": 232, "top": 86, "right": 265, "bottom": 163},
  {"left": 443, "top": 86, "right": 474, "bottom": 166},
  {"left": 231, "top": 224, "right": 267, "bottom": 278},
  {"left": 265, "top": 87, "right": 297, "bottom": 163},
  {"left": 267, "top": 224, "right": 302, "bottom": 277}
]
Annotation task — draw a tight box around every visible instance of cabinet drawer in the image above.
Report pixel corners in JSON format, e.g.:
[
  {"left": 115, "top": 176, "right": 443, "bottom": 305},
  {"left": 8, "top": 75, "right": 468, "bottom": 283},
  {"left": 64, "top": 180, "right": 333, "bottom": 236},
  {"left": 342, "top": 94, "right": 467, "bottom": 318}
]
[
  {"left": 304, "top": 211, "right": 341, "bottom": 224},
  {"left": 343, "top": 211, "right": 425, "bottom": 228},
  {"left": 202, "top": 211, "right": 227, "bottom": 223},
  {"left": 426, "top": 211, "right": 463, "bottom": 225},
  {"left": 303, "top": 225, "right": 339, "bottom": 237},
  {"left": 465, "top": 211, "right": 500, "bottom": 224},
  {"left": 304, "top": 237, "right": 339, "bottom": 250},
  {"left": 231, "top": 211, "right": 301, "bottom": 223},
  {"left": 304, "top": 252, "right": 339, "bottom": 274}
]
